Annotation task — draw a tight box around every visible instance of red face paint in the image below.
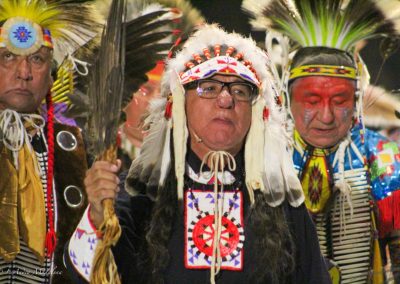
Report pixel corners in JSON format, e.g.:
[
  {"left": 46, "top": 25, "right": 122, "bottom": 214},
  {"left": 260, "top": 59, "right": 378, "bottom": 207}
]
[{"left": 290, "top": 76, "right": 355, "bottom": 148}]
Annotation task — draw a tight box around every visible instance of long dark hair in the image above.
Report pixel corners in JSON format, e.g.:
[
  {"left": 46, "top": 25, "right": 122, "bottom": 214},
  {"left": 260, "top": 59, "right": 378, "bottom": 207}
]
[
  {"left": 145, "top": 165, "right": 178, "bottom": 283},
  {"left": 248, "top": 191, "right": 295, "bottom": 283}
]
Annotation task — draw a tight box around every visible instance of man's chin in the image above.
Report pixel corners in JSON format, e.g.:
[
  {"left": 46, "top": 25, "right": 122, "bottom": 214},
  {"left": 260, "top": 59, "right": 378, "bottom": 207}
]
[
  {"left": 306, "top": 138, "right": 340, "bottom": 149},
  {"left": 206, "top": 140, "right": 242, "bottom": 155},
  {"left": 7, "top": 104, "right": 40, "bottom": 113}
]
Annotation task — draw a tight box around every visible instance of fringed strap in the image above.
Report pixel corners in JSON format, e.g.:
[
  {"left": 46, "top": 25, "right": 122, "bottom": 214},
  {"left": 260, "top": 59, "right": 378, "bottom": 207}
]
[
  {"left": 200, "top": 151, "right": 236, "bottom": 284},
  {"left": 0, "top": 110, "right": 45, "bottom": 150},
  {"left": 0, "top": 109, "right": 44, "bottom": 170},
  {"left": 332, "top": 135, "right": 354, "bottom": 241}
]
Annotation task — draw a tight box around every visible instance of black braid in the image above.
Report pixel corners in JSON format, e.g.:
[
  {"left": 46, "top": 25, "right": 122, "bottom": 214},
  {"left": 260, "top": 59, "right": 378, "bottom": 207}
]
[
  {"left": 145, "top": 166, "right": 178, "bottom": 283},
  {"left": 248, "top": 191, "right": 295, "bottom": 283}
]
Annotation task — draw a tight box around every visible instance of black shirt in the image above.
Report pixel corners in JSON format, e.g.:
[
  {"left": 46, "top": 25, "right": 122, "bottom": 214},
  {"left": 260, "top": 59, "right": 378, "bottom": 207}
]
[
  {"left": 66, "top": 149, "right": 331, "bottom": 283},
  {"left": 111, "top": 150, "right": 330, "bottom": 283}
]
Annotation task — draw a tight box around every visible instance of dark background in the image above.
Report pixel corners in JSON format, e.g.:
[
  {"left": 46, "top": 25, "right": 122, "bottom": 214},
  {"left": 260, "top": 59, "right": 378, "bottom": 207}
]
[{"left": 189, "top": 0, "right": 400, "bottom": 92}]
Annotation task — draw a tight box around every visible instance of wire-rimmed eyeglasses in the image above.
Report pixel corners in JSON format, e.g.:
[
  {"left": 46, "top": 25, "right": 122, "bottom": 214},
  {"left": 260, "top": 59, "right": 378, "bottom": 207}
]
[{"left": 184, "top": 78, "right": 259, "bottom": 102}]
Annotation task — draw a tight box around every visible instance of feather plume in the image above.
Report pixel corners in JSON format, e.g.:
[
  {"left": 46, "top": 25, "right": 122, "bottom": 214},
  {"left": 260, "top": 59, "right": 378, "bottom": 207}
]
[
  {"left": 88, "top": 2, "right": 125, "bottom": 284},
  {"left": 242, "top": 0, "right": 273, "bottom": 30},
  {"left": 122, "top": 0, "right": 204, "bottom": 106},
  {"left": 0, "top": 0, "right": 101, "bottom": 63},
  {"left": 243, "top": 0, "right": 400, "bottom": 51},
  {"left": 122, "top": 9, "right": 180, "bottom": 107},
  {"left": 65, "top": 90, "right": 89, "bottom": 118},
  {"left": 363, "top": 85, "right": 400, "bottom": 128},
  {"left": 93, "top": 0, "right": 204, "bottom": 108},
  {"left": 157, "top": 0, "right": 204, "bottom": 35},
  {"left": 97, "top": 0, "right": 204, "bottom": 35},
  {"left": 380, "top": 36, "right": 400, "bottom": 60},
  {"left": 86, "top": 0, "right": 125, "bottom": 156},
  {"left": 63, "top": 0, "right": 186, "bottom": 130},
  {"left": 373, "top": 0, "right": 400, "bottom": 35}
]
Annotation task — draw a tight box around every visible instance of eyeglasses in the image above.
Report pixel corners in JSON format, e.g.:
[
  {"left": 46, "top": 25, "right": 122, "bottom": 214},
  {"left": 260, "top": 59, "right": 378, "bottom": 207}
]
[{"left": 185, "top": 79, "right": 259, "bottom": 102}]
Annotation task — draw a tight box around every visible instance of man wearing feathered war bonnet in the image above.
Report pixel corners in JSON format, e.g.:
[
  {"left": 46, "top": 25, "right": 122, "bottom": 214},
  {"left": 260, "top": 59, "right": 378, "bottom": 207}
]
[
  {"left": 0, "top": 0, "right": 99, "bottom": 283},
  {"left": 67, "top": 24, "right": 330, "bottom": 283},
  {"left": 243, "top": 0, "right": 400, "bottom": 282}
]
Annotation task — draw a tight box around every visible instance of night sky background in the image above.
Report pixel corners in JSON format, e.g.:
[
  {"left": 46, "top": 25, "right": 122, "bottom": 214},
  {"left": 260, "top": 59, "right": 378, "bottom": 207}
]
[{"left": 189, "top": 0, "right": 400, "bottom": 92}]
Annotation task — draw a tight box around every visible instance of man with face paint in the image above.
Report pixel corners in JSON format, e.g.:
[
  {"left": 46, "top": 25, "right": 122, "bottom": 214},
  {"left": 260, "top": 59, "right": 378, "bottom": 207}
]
[
  {"left": 244, "top": 0, "right": 400, "bottom": 283},
  {"left": 290, "top": 76, "right": 356, "bottom": 150}
]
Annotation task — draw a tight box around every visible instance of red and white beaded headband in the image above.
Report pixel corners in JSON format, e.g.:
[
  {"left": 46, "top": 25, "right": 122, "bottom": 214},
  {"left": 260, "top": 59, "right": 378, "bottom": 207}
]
[{"left": 179, "top": 45, "right": 261, "bottom": 86}]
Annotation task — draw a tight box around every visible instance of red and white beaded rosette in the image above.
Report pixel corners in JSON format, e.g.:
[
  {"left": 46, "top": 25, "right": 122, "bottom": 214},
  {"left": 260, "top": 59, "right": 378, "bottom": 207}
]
[{"left": 185, "top": 190, "right": 245, "bottom": 270}]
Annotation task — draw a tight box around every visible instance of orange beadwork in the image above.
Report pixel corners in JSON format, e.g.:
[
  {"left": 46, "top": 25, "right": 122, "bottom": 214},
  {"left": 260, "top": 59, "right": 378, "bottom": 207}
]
[
  {"left": 185, "top": 61, "right": 195, "bottom": 69},
  {"left": 234, "top": 52, "right": 244, "bottom": 60},
  {"left": 203, "top": 48, "right": 211, "bottom": 59},
  {"left": 243, "top": 60, "right": 252, "bottom": 66},
  {"left": 214, "top": 44, "right": 221, "bottom": 56},
  {"left": 225, "top": 46, "right": 235, "bottom": 56},
  {"left": 180, "top": 45, "right": 260, "bottom": 84},
  {"left": 193, "top": 53, "right": 202, "bottom": 64}
]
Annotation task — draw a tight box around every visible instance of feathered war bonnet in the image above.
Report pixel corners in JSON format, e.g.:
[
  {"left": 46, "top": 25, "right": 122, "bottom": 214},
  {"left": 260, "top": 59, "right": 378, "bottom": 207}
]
[{"left": 127, "top": 24, "right": 304, "bottom": 208}]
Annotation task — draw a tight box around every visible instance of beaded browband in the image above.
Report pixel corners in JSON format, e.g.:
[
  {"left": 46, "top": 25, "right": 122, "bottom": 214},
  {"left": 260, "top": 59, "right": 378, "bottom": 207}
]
[
  {"left": 289, "top": 64, "right": 357, "bottom": 80},
  {"left": 179, "top": 45, "right": 261, "bottom": 86}
]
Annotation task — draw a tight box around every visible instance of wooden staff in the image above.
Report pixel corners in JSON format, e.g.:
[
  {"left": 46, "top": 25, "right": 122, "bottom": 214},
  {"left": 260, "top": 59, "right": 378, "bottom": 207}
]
[{"left": 91, "top": 146, "right": 121, "bottom": 284}]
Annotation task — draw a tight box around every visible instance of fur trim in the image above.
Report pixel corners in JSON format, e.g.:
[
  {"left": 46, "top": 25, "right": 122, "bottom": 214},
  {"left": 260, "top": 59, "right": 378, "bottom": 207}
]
[{"left": 171, "top": 71, "right": 188, "bottom": 201}]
